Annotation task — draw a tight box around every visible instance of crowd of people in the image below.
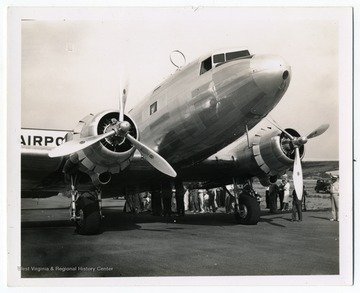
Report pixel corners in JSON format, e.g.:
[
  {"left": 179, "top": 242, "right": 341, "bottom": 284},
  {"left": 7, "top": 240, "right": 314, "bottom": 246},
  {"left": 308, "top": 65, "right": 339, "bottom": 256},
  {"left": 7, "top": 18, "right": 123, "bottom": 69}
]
[
  {"left": 121, "top": 174, "right": 340, "bottom": 222},
  {"left": 122, "top": 183, "right": 262, "bottom": 217},
  {"left": 123, "top": 191, "right": 151, "bottom": 214},
  {"left": 122, "top": 186, "right": 235, "bottom": 216},
  {"left": 265, "top": 174, "right": 339, "bottom": 222},
  {"left": 189, "top": 187, "right": 241, "bottom": 214},
  {"left": 266, "top": 175, "right": 307, "bottom": 221}
]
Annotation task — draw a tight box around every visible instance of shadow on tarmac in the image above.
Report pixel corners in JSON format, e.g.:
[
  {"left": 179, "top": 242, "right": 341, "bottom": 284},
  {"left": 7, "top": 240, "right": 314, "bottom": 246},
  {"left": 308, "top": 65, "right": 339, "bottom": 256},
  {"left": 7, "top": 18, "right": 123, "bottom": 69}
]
[
  {"left": 100, "top": 209, "right": 238, "bottom": 233},
  {"left": 21, "top": 206, "right": 333, "bottom": 234}
]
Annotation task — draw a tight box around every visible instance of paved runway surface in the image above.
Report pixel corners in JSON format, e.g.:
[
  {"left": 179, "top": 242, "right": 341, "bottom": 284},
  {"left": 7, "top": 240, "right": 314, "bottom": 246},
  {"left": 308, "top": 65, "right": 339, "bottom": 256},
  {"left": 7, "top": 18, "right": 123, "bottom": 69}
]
[{"left": 20, "top": 197, "right": 339, "bottom": 279}]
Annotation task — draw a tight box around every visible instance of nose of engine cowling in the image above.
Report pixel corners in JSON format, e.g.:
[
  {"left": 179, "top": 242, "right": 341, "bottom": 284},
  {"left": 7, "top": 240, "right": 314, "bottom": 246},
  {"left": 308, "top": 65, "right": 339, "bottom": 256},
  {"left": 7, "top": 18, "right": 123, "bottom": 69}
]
[{"left": 250, "top": 54, "right": 291, "bottom": 95}]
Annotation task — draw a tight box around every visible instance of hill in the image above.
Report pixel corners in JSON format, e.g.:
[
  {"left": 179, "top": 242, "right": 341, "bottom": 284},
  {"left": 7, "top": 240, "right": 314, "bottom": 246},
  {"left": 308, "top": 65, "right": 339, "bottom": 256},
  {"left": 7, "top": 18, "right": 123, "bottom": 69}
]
[{"left": 292, "top": 161, "right": 339, "bottom": 179}]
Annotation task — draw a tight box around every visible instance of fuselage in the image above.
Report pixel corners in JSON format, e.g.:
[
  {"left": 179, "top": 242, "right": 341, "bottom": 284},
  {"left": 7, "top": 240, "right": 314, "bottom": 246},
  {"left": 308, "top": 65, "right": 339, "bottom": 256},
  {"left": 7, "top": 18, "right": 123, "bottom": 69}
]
[
  {"left": 21, "top": 48, "right": 292, "bottom": 194},
  {"left": 129, "top": 48, "right": 291, "bottom": 167}
]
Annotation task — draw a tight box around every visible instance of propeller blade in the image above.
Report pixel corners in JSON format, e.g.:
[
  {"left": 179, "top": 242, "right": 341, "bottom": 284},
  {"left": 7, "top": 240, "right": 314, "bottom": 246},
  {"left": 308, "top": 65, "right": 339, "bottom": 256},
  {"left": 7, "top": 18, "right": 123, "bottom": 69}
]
[
  {"left": 119, "top": 81, "right": 129, "bottom": 122},
  {"left": 49, "top": 131, "right": 115, "bottom": 158},
  {"left": 306, "top": 123, "right": 330, "bottom": 139},
  {"left": 293, "top": 147, "right": 303, "bottom": 201},
  {"left": 265, "top": 117, "right": 294, "bottom": 140},
  {"left": 126, "top": 134, "right": 177, "bottom": 177}
]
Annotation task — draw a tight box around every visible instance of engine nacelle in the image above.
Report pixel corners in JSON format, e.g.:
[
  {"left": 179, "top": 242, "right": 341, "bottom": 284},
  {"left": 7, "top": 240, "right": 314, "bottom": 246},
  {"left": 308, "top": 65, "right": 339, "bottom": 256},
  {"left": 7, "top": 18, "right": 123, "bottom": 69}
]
[
  {"left": 63, "top": 110, "right": 139, "bottom": 184},
  {"left": 233, "top": 126, "right": 305, "bottom": 186}
]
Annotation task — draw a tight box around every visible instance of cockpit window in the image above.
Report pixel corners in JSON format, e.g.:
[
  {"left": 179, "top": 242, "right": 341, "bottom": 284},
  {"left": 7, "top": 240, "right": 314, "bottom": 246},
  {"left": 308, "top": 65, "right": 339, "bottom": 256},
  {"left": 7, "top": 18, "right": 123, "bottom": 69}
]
[
  {"left": 213, "top": 53, "right": 225, "bottom": 63},
  {"left": 226, "top": 50, "right": 250, "bottom": 61},
  {"left": 200, "top": 56, "right": 212, "bottom": 75},
  {"left": 200, "top": 50, "right": 251, "bottom": 75},
  {"left": 213, "top": 50, "right": 251, "bottom": 66}
]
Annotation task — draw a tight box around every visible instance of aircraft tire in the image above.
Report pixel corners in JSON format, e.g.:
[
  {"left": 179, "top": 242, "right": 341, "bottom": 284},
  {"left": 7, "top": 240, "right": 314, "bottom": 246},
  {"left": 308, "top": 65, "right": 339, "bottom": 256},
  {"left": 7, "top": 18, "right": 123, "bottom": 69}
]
[
  {"left": 235, "top": 194, "right": 260, "bottom": 225},
  {"left": 75, "top": 194, "right": 102, "bottom": 235}
]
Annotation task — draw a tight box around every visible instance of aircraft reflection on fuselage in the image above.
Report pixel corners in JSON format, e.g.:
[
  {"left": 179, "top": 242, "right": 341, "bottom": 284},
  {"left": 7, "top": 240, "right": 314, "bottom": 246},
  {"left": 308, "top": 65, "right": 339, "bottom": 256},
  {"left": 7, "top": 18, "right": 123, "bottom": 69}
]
[{"left": 131, "top": 51, "right": 291, "bottom": 166}]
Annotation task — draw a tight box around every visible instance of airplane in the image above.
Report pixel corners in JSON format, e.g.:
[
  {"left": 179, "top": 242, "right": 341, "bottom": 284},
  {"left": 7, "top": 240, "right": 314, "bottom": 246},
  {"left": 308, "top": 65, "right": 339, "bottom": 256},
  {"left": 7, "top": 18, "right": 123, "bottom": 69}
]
[{"left": 21, "top": 47, "right": 329, "bottom": 234}]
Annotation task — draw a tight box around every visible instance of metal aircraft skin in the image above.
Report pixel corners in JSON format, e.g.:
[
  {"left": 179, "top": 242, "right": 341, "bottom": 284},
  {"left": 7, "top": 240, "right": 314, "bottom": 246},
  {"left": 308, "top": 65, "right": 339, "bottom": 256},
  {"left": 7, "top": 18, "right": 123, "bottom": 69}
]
[{"left": 21, "top": 47, "right": 328, "bottom": 234}]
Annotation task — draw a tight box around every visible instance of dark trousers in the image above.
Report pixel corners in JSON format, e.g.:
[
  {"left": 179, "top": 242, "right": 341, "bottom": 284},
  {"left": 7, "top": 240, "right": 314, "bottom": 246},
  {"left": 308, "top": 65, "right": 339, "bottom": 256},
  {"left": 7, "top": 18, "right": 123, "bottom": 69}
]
[
  {"left": 292, "top": 199, "right": 302, "bottom": 221},
  {"left": 151, "top": 190, "right": 162, "bottom": 216},
  {"left": 190, "top": 192, "right": 199, "bottom": 211},
  {"left": 208, "top": 191, "right": 217, "bottom": 212},
  {"left": 279, "top": 191, "right": 284, "bottom": 210},
  {"left": 302, "top": 195, "right": 307, "bottom": 211},
  {"left": 269, "top": 193, "right": 278, "bottom": 213},
  {"left": 162, "top": 194, "right": 172, "bottom": 216},
  {"left": 175, "top": 193, "right": 185, "bottom": 215}
]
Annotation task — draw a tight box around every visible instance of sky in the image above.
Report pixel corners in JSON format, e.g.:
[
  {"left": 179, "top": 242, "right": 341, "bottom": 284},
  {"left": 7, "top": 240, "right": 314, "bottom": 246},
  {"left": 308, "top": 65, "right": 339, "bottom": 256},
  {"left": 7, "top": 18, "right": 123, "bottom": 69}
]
[{"left": 17, "top": 7, "right": 352, "bottom": 160}]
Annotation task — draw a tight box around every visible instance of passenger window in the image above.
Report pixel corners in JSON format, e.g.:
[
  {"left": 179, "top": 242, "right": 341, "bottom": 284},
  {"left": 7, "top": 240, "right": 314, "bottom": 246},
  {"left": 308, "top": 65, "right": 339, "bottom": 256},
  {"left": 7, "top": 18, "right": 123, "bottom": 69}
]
[
  {"left": 150, "top": 101, "right": 157, "bottom": 115},
  {"left": 200, "top": 57, "right": 212, "bottom": 75}
]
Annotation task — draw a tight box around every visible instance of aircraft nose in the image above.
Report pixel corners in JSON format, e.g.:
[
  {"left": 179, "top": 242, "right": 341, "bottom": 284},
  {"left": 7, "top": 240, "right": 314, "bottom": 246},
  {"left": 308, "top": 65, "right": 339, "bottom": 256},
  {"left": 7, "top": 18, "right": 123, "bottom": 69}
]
[{"left": 250, "top": 55, "right": 291, "bottom": 95}]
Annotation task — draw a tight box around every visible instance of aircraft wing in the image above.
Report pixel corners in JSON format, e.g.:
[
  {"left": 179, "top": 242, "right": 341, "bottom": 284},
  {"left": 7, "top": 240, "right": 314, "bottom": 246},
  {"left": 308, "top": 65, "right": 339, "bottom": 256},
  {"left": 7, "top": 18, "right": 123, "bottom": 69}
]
[
  {"left": 21, "top": 148, "right": 66, "bottom": 197},
  {"left": 21, "top": 124, "right": 335, "bottom": 197}
]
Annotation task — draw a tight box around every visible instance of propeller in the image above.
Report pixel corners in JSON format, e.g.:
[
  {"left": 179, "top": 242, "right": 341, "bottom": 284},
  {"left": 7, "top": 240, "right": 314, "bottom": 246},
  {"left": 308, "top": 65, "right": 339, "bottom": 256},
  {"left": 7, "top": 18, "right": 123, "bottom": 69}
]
[
  {"left": 49, "top": 130, "right": 116, "bottom": 158},
  {"left": 265, "top": 117, "right": 294, "bottom": 140},
  {"left": 266, "top": 117, "right": 329, "bottom": 200},
  {"left": 304, "top": 123, "right": 330, "bottom": 140},
  {"left": 126, "top": 134, "right": 177, "bottom": 177},
  {"left": 49, "top": 83, "right": 177, "bottom": 178}
]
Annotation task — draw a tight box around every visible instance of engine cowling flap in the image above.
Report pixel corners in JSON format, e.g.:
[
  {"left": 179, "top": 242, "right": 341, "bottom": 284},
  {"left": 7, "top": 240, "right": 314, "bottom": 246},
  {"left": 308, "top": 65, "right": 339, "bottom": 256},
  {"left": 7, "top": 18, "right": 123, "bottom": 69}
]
[
  {"left": 64, "top": 110, "right": 139, "bottom": 184},
  {"left": 233, "top": 127, "right": 304, "bottom": 186}
]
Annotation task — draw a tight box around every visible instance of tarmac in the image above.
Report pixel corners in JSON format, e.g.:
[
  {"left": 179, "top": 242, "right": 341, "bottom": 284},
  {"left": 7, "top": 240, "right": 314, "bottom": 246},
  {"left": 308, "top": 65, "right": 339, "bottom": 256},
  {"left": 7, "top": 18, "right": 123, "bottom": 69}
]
[{"left": 19, "top": 196, "right": 340, "bottom": 284}]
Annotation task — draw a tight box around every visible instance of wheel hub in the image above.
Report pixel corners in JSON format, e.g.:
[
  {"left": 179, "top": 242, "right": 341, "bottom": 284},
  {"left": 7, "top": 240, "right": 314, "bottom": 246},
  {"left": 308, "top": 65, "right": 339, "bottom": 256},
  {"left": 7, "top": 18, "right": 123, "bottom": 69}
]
[{"left": 239, "top": 204, "right": 248, "bottom": 219}]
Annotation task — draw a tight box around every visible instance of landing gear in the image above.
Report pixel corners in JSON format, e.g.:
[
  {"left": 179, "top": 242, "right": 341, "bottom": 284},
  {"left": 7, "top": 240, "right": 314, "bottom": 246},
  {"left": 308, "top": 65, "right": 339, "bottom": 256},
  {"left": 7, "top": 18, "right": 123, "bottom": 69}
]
[
  {"left": 230, "top": 178, "right": 261, "bottom": 225},
  {"left": 75, "top": 192, "right": 102, "bottom": 235},
  {"left": 69, "top": 174, "right": 102, "bottom": 235},
  {"left": 235, "top": 194, "right": 260, "bottom": 225}
]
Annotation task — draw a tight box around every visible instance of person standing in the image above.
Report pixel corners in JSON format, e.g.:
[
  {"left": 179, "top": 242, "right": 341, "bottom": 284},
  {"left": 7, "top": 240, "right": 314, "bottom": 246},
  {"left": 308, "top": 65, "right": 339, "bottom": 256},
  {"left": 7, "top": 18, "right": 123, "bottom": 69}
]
[
  {"left": 132, "top": 192, "right": 141, "bottom": 213},
  {"left": 183, "top": 188, "right": 190, "bottom": 212},
  {"left": 171, "top": 189, "right": 177, "bottom": 214},
  {"left": 124, "top": 192, "right": 134, "bottom": 213},
  {"left": 282, "top": 177, "right": 291, "bottom": 211},
  {"left": 330, "top": 175, "right": 339, "bottom": 221},
  {"left": 269, "top": 181, "right": 279, "bottom": 213},
  {"left": 218, "top": 187, "right": 226, "bottom": 207},
  {"left": 203, "top": 190, "right": 210, "bottom": 212},
  {"left": 198, "top": 189, "right": 205, "bottom": 213},
  {"left": 151, "top": 184, "right": 163, "bottom": 216},
  {"left": 190, "top": 187, "right": 199, "bottom": 213},
  {"left": 291, "top": 186, "right": 304, "bottom": 222},
  {"left": 265, "top": 187, "right": 270, "bottom": 209},
  {"left": 302, "top": 188, "right": 308, "bottom": 212},
  {"left": 162, "top": 182, "right": 173, "bottom": 217},
  {"left": 225, "top": 185, "right": 234, "bottom": 214},
  {"left": 208, "top": 188, "right": 218, "bottom": 213},
  {"left": 278, "top": 181, "right": 284, "bottom": 211},
  {"left": 143, "top": 191, "right": 151, "bottom": 212},
  {"left": 175, "top": 182, "right": 185, "bottom": 216}
]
